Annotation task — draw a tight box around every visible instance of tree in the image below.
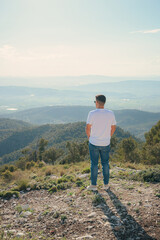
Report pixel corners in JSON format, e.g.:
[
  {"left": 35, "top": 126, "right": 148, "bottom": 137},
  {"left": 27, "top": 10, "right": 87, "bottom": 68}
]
[
  {"left": 121, "top": 137, "right": 139, "bottom": 162},
  {"left": 38, "top": 138, "right": 48, "bottom": 160},
  {"left": 143, "top": 121, "right": 160, "bottom": 164},
  {"left": 42, "top": 147, "right": 63, "bottom": 164}
]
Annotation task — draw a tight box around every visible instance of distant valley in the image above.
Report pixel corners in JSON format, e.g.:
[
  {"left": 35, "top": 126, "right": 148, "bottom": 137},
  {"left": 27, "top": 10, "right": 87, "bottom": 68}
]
[{"left": 0, "top": 80, "right": 160, "bottom": 113}]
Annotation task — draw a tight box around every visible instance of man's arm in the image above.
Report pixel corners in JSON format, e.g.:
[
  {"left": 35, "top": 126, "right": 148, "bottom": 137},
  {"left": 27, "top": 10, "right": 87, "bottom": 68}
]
[
  {"left": 111, "top": 125, "right": 116, "bottom": 137},
  {"left": 86, "top": 124, "right": 92, "bottom": 139}
]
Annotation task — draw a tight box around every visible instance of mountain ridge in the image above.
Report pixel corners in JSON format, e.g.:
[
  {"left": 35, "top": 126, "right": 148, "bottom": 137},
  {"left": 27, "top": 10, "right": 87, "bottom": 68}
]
[{"left": 1, "top": 107, "right": 160, "bottom": 140}]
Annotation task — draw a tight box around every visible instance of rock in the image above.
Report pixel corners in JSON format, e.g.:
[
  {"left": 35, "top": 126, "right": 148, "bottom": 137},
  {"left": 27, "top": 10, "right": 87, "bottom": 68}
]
[
  {"left": 78, "top": 174, "right": 89, "bottom": 179},
  {"left": 21, "top": 204, "right": 30, "bottom": 210},
  {"left": 102, "top": 215, "right": 108, "bottom": 221},
  {"left": 87, "top": 212, "right": 96, "bottom": 218},
  {"left": 86, "top": 226, "right": 94, "bottom": 230},
  {"left": 104, "top": 222, "right": 111, "bottom": 226},
  {"left": 16, "top": 232, "right": 25, "bottom": 237},
  {"left": 4, "top": 229, "right": 17, "bottom": 235},
  {"left": 37, "top": 213, "right": 43, "bottom": 221},
  {"left": 76, "top": 235, "right": 93, "bottom": 239},
  {"left": 17, "top": 218, "right": 27, "bottom": 224},
  {"left": 22, "top": 211, "right": 32, "bottom": 217}
]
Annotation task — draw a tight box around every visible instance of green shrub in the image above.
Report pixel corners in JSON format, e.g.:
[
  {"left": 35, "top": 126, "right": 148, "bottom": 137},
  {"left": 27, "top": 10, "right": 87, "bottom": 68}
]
[
  {"left": 2, "top": 170, "right": 12, "bottom": 181},
  {"left": 26, "top": 162, "right": 32, "bottom": 170},
  {"left": 57, "top": 175, "right": 75, "bottom": 184},
  {"left": 53, "top": 211, "right": 60, "bottom": 218},
  {"left": 16, "top": 179, "right": 29, "bottom": 191},
  {"left": 131, "top": 169, "right": 160, "bottom": 183},
  {"left": 45, "top": 169, "right": 52, "bottom": 176},
  {"left": 61, "top": 214, "right": 67, "bottom": 223},
  {"left": 15, "top": 204, "right": 23, "bottom": 214},
  {"left": 82, "top": 167, "right": 90, "bottom": 174},
  {"left": 75, "top": 180, "right": 83, "bottom": 187},
  {"left": 0, "top": 191, "right": 19, "bottom": 200},
  {"left": 9, "top": 165, "right": 16, "bottom": 172},
  {"left": 36, "top": 161, "right": 45, "bottom": 168},
  {"left": 57, "top": 183, "right": 70, "bottom": 191},
  {"left": 49, "top": 186, "right": 57, "bottom": 193}
]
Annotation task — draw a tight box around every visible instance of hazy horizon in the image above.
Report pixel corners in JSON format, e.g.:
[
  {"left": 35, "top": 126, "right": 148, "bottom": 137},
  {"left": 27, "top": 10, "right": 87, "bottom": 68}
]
[{"left": 0, "top": 75, "right": 160, "bottom": 89}]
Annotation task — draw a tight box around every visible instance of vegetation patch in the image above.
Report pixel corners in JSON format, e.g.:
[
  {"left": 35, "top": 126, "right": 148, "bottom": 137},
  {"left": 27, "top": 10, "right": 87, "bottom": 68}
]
[
  {"left": 81, "top": 167, "right": 90, "bottom": 174},
  {"left": 0, "top": 191, "right": 19, "bottom": 200},
  {"left": 48, "top": 186, "right": 57, "bottom": 193},
  {"left": 57, "top": 183, "right": 70, "bottom": 191},
  {"left": 131, "top": 169, "right": 160, "bottom": 183}
]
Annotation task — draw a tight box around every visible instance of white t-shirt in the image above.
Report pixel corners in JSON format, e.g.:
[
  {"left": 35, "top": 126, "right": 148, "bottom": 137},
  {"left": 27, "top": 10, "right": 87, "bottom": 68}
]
[{"left": 86, "top": 109, "right": 116, "bottom": 146}]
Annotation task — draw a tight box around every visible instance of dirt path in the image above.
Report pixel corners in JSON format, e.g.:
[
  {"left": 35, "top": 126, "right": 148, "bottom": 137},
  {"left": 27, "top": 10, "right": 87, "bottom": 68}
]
[{"left": 0, "top": 175, "right": 160, "bottom": 240}]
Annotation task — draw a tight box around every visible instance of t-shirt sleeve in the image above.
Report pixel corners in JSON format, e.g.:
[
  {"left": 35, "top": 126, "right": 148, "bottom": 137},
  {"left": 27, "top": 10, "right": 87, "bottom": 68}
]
[
  {"left": 86, "top": 112, "right": 93, "bottom": 125},
  {"left": 111, "top": 113, "right": 116, "bottom": 125}
]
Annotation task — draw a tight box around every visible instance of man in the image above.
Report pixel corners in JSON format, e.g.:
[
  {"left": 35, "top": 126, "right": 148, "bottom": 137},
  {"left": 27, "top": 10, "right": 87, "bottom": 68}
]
[{"left": 86, "top": 95, "right": 116, "bottom": 191}]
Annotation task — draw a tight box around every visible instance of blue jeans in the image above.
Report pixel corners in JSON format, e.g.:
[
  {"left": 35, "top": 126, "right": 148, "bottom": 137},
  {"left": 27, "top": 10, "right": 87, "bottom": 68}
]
[{"left": 89, "top": 142, "right": 110, "bottom": 186}]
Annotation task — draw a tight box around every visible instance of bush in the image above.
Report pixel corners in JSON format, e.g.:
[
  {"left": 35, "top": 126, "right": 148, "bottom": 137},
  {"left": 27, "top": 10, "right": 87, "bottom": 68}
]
[
  {"left": 49, "top": 186, "right": 57, "bottom": 193},
  {"left": 61, "top": 214, "right": 67, "bottom": 223},
  {"left": 37, "top": 161, "right": 45, "bottom": 168},
  {"left": 2, "top": 170, "right": 12, "bottom": 181},
  {"left": 42, "top": 147, "right": 63, "bottom": 164},
  {"left": 45, "top": 169, "right": 52, "bottom": 176},
  {"left": 0, "top": 191, "right": 19, "bottom": 200},
  {"left": 131, "top": 169, "right": 160, "bottom": 183},
  {"left": 26, "top": 161, "right": 35, "bottom": 170},
  {"left": 16, "top": 158, "right": 26, "bottom": 170},
  {"left": 82, "top": 167, "right": 90, "bottom": 174},
  {"left": 9, "top": 165, "right": 16, "bottom": 172},
  {"left": 75, "top": 180, "right": 83, "bottom": 187},
  {"left": 57, "top": 183, "right": 70, "bottom": 191},
  {"left": 15, "top": 179, "right": 29, "bottom": 191},
  {"left": 57, "top": 175, "right": 75, "bottom": 184}
]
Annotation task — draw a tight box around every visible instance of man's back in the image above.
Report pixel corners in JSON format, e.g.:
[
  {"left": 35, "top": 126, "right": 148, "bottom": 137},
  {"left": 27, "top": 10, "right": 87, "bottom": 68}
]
[{"left": 87, "top": 109, "right": 116, "bottom": 146}]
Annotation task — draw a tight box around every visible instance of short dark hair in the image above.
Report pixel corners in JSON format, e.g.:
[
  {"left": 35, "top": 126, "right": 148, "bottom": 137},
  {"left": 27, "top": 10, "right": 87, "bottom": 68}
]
[{"left": 96, "top": 95, "right": 106, "bottom": 104}]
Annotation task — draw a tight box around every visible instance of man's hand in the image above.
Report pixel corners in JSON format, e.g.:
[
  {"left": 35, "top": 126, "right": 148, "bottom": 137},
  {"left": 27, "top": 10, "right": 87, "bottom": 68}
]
[
  {"left": 86, "top": 124, "right": 92, "bottom": 139},
  {"left": 111, "top": 125, "right": 116, "bottom": 136}
]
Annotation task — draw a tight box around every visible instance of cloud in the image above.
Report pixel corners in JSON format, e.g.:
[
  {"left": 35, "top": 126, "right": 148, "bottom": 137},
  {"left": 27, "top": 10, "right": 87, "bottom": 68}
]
[
  {"left": 0, "top": 45, "right": 17, "bottom": 59},
  {"left": 0, "top": 44, "right": 68, "bottom": 61},
  {"left": 131, "top": 28, "right": 160, "bottom": 34}
]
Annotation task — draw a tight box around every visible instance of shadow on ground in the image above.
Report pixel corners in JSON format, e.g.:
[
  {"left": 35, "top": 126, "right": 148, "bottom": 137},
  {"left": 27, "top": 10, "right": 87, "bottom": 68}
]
[{"left": 92, "top": 188, "right": 156, "bottom": 240}]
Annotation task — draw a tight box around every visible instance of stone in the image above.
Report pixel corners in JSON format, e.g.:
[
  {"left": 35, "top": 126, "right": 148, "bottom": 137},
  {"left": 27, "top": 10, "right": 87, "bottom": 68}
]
[
  {"left": 21, "top": 204, "right": 30, "bottom": 210},
  {"left": 87, "top": 212, "right": 96, "bottom": 218},
  {"left": 16, "top": 232, "right": 25, "bottom": 237},
  {"left": 78, "top": 174, "right": 89, "bottom": 179},
  {"left": 102, "top": 215, "right": 108, "bottom": 221},
  {"left": 76, "top": 235, "right": 93, "bottom": 239},
  {"left": 22, "top": 211, "right": 32, "bottom": 217},
  {"left": 86, "top": 226, "right": 94, "bottom": 229}
]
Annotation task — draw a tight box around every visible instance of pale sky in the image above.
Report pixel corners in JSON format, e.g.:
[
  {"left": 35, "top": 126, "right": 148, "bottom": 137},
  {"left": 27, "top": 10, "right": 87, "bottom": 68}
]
[{"left": 0, "top": 0, "right": 160, "bottom": 81}]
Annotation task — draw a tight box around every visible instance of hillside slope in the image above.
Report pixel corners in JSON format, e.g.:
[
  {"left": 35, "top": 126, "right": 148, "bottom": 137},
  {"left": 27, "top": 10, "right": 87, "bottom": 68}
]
[
  {"left": 2, "top": 107, "right": 160, "bottom": 139},
  {"left": 0, "top": 120, "right": 132, "bottom": 165}
]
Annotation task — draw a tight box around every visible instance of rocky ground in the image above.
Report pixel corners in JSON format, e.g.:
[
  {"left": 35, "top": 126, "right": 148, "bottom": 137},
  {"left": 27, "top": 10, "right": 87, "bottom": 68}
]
[{"left": 0, "top": 170, "right": 160, "bottom": 240}]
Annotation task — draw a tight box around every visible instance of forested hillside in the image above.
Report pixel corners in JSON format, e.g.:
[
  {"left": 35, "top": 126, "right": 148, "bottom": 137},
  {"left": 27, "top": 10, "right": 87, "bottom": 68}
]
[
  {"left": 0, "top": 119, "right": 132, "bottom": 165},
  {"left": 2, "top": 106, "right": 160, "bottom": 140}
]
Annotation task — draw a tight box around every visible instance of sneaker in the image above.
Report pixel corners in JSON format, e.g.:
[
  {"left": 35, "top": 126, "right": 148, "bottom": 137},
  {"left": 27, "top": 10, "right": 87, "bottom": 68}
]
[
  {"left": 87, "top": 185, "right": 97, "bottom": 191},
  {"left": 103, "top": 185, "right": 109, "bottom": 190}
]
